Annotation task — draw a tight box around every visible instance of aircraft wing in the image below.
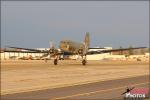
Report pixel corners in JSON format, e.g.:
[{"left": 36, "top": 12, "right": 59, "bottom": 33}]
[
  {"left": 100, "top": 47, "right": 146, "bottom": 53},
  {"left": 4, "top": 46, "right": 64, "bottom": 58},
  {"left": 4, "top": 49, "right": 43, "bottom": 53},
  {"left": 87, "top": 47, "right": 147, "bottom": 55},
  {"left": 6, "top": 46, "right": 48, "bottom": 53},
  {"left": 4, "top": 46, "right": 51, "bottom": 59},
  {"left": 5, "top": 46, "right": 147, "bottom": 55}
]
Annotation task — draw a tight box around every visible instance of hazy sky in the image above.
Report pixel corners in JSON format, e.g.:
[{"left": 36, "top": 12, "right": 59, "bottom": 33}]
[{"left": 1, "top": 1, "right": 149, "bottom": 48}]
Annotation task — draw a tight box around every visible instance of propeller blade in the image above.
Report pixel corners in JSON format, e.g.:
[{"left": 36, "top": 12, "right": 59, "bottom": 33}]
[
  {"left": 49, "top": 41, "right": 57, "bottom": 54},
  {"left": 83, "top": 42, "right": 88, "bottom": 55},
  {"left": 50, "top": 41, "right": 55, "bottom": 49}
]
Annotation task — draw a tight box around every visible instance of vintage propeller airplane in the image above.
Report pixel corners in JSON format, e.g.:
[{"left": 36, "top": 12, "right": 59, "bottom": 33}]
[{"left": 5, "top": 32, "right": 146, "bottom": 65}]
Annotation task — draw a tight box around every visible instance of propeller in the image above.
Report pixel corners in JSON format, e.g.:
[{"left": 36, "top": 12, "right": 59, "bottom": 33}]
[
  {"left": 40, "top": 41, "right": 55, "bottom": 59},
  {"left": 50, "top": 41, "right": 55, "bottom": 49},
  {"left": 83, "top": 42, "right": 88, "bottom": 55},
  {"left": 49, "top": 41, "right": 55, "bottom": 53}
]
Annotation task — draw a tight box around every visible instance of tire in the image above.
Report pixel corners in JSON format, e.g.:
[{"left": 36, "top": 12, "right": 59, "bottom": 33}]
[
  {"left": 54, "top": 59, "right": 58, "bottom": 65},
  {"left": 82, "top": 60, "right": 86, "bottom": 65}
]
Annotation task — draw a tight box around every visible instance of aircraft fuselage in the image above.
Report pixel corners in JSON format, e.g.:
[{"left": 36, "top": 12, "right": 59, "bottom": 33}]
[{"left": 59, "top": 40, "right": 84, "bottom": 54}]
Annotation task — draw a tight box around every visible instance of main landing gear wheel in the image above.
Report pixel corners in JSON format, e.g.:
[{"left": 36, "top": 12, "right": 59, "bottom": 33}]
[
  {"left": 54, "top": 59, "right": 58, "bottom": 65},
  {"left": 82, "top": 60, "right": 86, "bottom": 65}
]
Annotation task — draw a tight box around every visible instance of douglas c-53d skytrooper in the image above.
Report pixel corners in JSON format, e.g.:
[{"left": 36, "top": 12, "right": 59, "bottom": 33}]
[{"left": 6, "top": 32, "right": 146, "bottom": 65}]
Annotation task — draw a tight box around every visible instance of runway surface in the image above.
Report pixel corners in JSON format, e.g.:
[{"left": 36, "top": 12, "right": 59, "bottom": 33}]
[
  {"left": 2, "top": 75, "right": 149, "bottom": 100},
  {"left": 2, "top": 60, "right": 149, "bottom": 95}
]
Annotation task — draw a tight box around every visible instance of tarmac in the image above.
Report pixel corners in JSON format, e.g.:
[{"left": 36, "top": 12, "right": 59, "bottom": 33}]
[
  {"left": 2, "top": 75, "right": 149, "bottom": 100},
  {"left": 1, "top": 60, "right": 149, "bottom": 99}
]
